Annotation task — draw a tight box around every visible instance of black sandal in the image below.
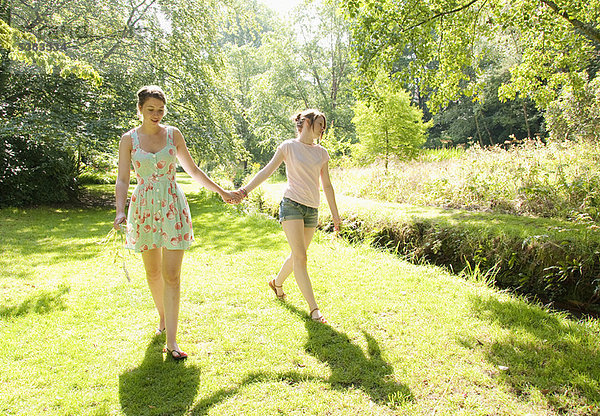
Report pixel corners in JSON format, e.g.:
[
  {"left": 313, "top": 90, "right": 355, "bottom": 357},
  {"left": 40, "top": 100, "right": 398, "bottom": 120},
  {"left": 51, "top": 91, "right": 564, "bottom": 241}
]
[{"left": 164, "top": 348, "right": 188, "bottom": 360}]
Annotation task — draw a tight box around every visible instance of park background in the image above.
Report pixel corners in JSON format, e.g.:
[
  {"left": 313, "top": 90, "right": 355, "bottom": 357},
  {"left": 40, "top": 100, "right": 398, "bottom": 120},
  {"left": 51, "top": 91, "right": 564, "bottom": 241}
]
[{"left": 1, "top": 0, "right": 600, "bottom": 414}]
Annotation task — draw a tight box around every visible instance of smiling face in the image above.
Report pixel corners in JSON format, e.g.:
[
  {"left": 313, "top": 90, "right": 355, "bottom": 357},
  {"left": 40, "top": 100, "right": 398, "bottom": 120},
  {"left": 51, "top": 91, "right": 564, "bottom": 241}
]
[{"left": 138, "top": 97, "right": 166, "bottom": 126}]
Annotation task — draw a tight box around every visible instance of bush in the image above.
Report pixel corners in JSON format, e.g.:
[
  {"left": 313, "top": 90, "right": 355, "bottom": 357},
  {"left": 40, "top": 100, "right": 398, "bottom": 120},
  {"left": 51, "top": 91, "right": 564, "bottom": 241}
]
[
  {"left": 0, "top": 135, "right": 79, "bottom": 207},
  {"left": 546, "top": 75, "right": 600, "bottom": 142},
  {"left": 77, "top": 169, "right": 118, "bottom": 185},
  {"left": 330, "top": 140, "right": 600, "bottom": 221}
]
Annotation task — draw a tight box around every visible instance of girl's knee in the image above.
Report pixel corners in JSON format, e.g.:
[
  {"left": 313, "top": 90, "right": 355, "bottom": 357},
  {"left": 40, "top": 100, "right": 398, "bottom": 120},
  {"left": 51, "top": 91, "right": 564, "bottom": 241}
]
[
  {"left": 163, "top": 273, "right": 181, "bottom": 287},
  {"left": 146, "top": 270, "right": 162, "bottom": 283},
  {"left": 292, "top": 253, "right": 308, "bottom": 266}
]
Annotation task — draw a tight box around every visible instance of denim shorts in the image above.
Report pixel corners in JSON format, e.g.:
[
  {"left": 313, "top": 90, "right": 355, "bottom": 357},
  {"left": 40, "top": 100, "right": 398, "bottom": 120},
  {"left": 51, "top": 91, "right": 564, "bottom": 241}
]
[{"left": 279, "top": 197, "right": 318, "bottom": 228}]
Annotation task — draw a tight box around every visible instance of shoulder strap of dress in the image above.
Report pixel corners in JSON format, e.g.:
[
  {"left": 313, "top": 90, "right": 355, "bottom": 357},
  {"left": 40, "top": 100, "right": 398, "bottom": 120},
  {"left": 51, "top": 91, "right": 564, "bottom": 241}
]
[
  {"left": 130, "top": 128, "right": 139, "bottom": 150},
  {"left": 167, "top": 126, "right": 174, "bottom": 145}
]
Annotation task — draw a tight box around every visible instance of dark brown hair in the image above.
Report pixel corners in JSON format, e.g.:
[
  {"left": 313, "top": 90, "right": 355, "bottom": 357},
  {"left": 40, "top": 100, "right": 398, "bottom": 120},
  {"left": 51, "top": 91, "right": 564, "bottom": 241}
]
[
  {"left": 292, "top": 109, "right": 327, "bottom": 141},
  {"left": 136, "top": 85, "right": 167, "bottom": 109}
]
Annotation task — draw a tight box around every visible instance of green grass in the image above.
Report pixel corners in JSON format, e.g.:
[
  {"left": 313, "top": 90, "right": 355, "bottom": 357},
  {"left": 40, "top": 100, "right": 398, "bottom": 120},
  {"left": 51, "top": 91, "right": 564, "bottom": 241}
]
[{"left": 1, "top": 183, "right": 600, "bottom": 415}]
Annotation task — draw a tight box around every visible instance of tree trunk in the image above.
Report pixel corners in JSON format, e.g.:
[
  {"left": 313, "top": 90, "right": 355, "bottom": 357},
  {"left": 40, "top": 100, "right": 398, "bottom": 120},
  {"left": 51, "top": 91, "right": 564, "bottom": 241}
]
[
  {"left": 0, "top": 0, "right": 11, "bottom": 95},
  {"left": 522, "top": 101, "right": 531, "bottom": 139},
  {"left": 385, "top": 127, "right": 389, "bottom": 170},
  {"left": 474, "top": 111, "right": 484, "bottom": 147}
]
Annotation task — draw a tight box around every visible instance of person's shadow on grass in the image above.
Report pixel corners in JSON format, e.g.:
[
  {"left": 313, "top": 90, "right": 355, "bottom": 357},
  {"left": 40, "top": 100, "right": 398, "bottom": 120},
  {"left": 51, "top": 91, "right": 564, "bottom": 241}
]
[
  {"left": 119, "top": 334, "right": 201, "bottom": 416},
  {"left": 188, "top": 304, "right": 412, "bottom": 414},
  {"left": 283, "top": 303, "right": 413, "bottom": 406}
]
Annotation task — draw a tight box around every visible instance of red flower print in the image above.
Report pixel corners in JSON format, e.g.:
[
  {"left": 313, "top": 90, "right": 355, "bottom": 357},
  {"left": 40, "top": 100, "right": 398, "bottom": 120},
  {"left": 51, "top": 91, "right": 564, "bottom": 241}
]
[{"left": 157, "top": 160, "right": 166, "bottom": 169}]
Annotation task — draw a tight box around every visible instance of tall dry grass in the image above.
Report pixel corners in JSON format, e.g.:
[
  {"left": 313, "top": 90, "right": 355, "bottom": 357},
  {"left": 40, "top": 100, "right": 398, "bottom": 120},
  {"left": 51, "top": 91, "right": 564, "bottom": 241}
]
[{"left": 331, "top": 140, "right": 600, "bottom": 221}]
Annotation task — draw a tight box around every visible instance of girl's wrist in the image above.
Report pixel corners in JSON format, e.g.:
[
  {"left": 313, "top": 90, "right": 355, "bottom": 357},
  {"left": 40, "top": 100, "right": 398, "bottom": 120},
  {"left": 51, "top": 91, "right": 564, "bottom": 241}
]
[{"left": 238, "top": 187, "right": 248, "bottom": 198}]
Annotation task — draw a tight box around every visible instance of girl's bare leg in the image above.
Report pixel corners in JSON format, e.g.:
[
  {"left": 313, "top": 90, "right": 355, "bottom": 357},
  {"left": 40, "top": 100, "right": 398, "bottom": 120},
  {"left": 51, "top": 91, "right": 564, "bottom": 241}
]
[
  {"left": 141, "top": 248, "right": 165, "bottom": 331},
  {"left": 161, "top": 248, "right": 185, "bottom": 352},
  {"left": 281, "top": 220, "right": 322, "bottom": 319},
  {"left": 274, "top": 226, "right": 316, "bottom": 297}
]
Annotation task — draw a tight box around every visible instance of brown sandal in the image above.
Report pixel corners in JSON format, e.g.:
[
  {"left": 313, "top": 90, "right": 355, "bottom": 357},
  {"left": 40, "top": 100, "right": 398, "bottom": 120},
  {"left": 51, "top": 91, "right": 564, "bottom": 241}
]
[
  {"left": 310, "top": 308, "right": 328, "bottom": 324},
  {"left": 268, "top": 279, "right": 286, "bottom": 300}
]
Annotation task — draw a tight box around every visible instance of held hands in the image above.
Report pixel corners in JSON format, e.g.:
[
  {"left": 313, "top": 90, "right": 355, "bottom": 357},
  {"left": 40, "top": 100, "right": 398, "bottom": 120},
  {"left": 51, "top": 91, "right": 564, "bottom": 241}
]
[
  {"left": 221, "top": 188, "right": 248, "bottom": 204},
  {"left": 221, "top": 190, "right": 242, "bottom": 204}
]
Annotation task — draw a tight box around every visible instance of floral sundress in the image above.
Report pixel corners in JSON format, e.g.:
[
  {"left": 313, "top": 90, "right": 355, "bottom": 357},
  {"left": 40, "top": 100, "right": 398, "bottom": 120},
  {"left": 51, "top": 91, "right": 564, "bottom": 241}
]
[{"left": 125, "top": 126, "right": 194, "bottom": 252}]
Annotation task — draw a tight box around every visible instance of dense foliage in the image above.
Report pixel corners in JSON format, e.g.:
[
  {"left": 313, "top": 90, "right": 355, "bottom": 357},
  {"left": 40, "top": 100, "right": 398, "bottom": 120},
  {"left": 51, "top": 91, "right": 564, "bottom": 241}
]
[
  {"left": 340, "top": 0, "right": 600, "bottom": 110},
  {"left": 1, "top": 134, "right": 77, "bottom": 207},
  {"left": 332, "top": 140, "right": 600, "bottom": 222},
  {"left": 2, "top": 0, "right": 600, "bottom": 208}
]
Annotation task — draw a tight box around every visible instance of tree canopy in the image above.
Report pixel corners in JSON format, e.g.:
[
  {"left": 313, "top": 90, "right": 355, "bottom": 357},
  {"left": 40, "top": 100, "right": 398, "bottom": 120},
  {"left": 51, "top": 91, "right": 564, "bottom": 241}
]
[
  {"left": 340, "top": 0, "right": 600, "bottom": 110},
  {"left": 353, "top": 70, "right": 429, "bottom": 167}
]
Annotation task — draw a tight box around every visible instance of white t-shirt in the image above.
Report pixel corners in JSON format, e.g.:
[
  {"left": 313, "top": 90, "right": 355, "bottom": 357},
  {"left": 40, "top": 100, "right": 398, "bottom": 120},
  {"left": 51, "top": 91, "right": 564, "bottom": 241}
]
[{"left": 275, "top": 139, "right": 330, "bottom": 208}]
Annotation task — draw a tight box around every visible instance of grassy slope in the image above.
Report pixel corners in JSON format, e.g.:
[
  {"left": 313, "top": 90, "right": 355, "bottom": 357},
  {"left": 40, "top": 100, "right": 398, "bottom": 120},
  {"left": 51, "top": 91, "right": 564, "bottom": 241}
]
[{"left": 1, "top": 180, "right": 599, "bottom": 415}]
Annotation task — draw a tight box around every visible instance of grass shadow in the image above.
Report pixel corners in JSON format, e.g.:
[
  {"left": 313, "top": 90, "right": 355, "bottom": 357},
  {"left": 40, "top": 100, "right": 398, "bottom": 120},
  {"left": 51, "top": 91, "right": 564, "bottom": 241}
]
[
  {"left": 119, "top": 334, "right": 201, "bottom": 416},
  {"left": 0, "top": 206, "right": 113, "bottom": 263},
  {"left": 469, "top": 295, "right": 600, "bottom": 410},
  {"left": 283, "top": 303, "right": 413, "bottom": 406},
  {"left": 187, "top": 301, "right": 413, "bottom": 413},
  {"left": 0, "top": 284, "right": 70, "bottom": 318}
]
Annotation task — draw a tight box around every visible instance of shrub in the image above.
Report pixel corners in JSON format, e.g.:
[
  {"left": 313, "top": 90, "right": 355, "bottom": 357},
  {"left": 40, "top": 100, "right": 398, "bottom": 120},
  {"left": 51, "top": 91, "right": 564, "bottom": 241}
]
[
  {"left": 546, "top": 75, "right": 600, "bottom": 142},
  {"left": 0, "top": 135, "right": 78, "bottom": 207},
  {"left": 331, "top": 140, "right": 600, "bottom": 221}
]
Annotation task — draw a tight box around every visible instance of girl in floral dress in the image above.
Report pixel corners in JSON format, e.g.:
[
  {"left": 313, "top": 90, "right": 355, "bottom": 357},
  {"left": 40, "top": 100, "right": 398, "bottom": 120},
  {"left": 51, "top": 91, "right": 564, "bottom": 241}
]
[{"left": 114, "top": 85, "right": 237, "bottom": 360}]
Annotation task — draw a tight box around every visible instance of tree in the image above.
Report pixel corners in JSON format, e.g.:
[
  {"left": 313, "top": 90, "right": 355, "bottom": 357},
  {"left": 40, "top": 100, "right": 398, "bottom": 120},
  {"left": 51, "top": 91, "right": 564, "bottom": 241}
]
[
  {"left": 3, "top": 0, "right": 242, "bottom": 162},
  {"left": 294, "top": 0, "right": 356, "bottom": 142},
  {"left": 340, "top": 0, "right": 600, "bottom": 111},
  {"left": 1, "top": 0, "right": 242, "bottom": 205},
  {"left": 427, "top": 71, "right": 545, "bottom": 147},
  {"left": 352, "top": 71, "right": 429, "bottom": 168}
]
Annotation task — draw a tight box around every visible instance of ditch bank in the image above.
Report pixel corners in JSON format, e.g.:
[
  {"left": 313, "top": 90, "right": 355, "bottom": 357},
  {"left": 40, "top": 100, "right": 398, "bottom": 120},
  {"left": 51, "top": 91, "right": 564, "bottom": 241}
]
[{"left": 249, "top": 183, "right": 600, "bottom": 316}]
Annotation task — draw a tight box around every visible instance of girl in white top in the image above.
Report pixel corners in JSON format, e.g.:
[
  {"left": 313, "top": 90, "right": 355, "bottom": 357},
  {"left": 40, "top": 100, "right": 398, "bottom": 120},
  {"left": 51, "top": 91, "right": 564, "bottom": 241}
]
[{"left": 236, "top": 109, "right": 341, "bottom": 323}]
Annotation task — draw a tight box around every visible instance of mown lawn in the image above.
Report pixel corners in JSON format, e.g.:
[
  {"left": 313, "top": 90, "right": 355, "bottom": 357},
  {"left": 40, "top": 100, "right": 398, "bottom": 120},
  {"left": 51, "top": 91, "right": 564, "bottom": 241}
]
[{"left": 1, "top": 184, "right": 599, "bottom": 415}]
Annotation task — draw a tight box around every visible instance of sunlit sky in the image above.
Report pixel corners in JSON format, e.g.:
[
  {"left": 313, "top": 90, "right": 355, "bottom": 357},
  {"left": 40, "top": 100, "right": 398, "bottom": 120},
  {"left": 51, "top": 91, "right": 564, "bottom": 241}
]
[{"left": 258, "top": 0, "right": 303, "bottom": 16}]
